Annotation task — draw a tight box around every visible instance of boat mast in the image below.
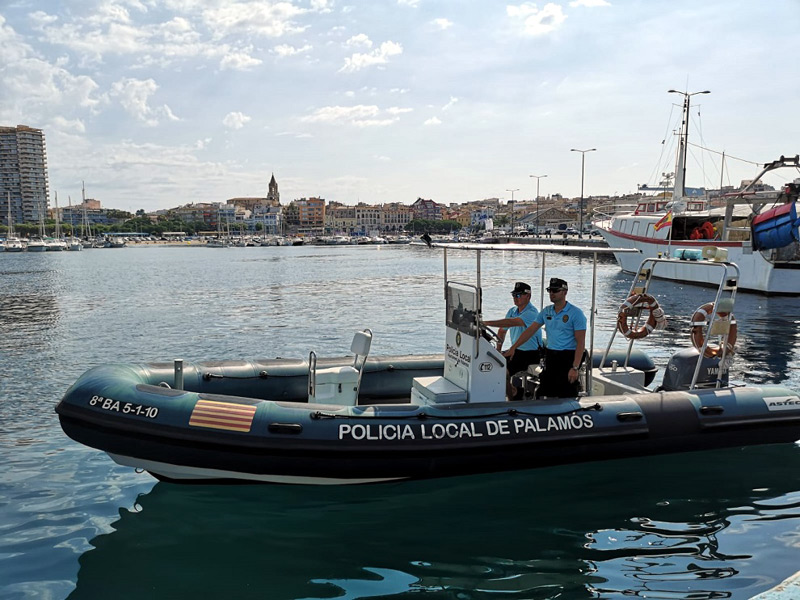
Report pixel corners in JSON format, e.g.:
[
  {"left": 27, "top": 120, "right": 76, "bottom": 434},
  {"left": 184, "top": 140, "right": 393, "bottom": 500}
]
[
  {"left": 667, "top": 89, "right": 710, "bottom": 203},
  {"left": 6, "top": 191, "right": 12, "bottom": 238}
]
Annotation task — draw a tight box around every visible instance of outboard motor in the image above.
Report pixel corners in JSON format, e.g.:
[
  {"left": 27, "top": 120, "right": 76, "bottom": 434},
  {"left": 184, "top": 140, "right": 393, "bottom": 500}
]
[
  {"left": 511, "top": 364, "right": 542, "bottom": 400},
  {"left": 660, "top": 347, "right": 729, "bottom": 391}
]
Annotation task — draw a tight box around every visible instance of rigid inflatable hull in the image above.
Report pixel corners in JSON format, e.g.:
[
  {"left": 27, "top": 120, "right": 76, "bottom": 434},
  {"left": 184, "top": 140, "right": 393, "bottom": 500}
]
[{"left": 56, "top": 356, "right": 800, "bottom": 484}]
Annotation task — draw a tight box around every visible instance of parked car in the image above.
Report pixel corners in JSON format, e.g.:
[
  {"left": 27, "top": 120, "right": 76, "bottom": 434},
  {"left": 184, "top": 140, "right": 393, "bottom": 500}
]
[{"left": 565, "top": 227, "right": 579, "bottom": 235}]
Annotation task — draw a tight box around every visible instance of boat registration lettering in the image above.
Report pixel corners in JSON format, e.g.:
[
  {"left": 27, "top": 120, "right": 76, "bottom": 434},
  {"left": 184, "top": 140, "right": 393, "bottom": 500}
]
[{"left": 89, "top": 395, "right": 159, "bottom": 419}]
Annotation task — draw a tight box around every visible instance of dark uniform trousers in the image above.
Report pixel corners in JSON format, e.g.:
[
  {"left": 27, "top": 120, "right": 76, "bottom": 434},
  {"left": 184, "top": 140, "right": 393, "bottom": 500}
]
[{"left": 539, "top": 348, "right": 580, "bottom": 398}]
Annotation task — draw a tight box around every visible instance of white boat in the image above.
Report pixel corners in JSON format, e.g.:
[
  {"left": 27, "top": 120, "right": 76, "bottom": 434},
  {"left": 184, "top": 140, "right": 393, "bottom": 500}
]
[
  {"left": 4, "top": 237, "right": 25, "bottom": 252},
  {"left": 595, "top": 92, "right": 800, "bottom": 295},
  {"left": 26, "top": 237, "right": 48, "bottom": 252},
  {"left": 206, "top": 237, "right": 232, "bottom": 248},
  {"left": 2, "top": 192, "right": 25, "bottom": 252},
  {"left": 48, "top": 192, "right": 67, "bottom": 250},
  {"left": 104, "top": 237, "right": 127, "bottom": 248},
  {"left": 47, "top": 237, "right": 67, "bottom": 251}
]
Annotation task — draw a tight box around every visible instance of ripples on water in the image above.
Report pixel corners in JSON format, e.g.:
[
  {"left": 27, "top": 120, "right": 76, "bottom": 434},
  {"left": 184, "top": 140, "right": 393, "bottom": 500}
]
[{"left": 0, "top": 245, "right": 799, "bottom": 600}]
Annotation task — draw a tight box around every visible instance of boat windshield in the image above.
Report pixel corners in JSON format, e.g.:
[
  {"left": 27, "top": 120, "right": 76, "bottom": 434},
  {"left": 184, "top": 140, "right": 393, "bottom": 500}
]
[{"left": 446, "top": 282, "right": 479, "bottom": 335}]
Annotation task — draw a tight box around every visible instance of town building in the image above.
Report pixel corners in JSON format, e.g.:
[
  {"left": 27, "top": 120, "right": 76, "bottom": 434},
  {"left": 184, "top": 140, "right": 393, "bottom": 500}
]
[
  {"left": 325, "top": 202, "right": 356, "bottom": 234},
  {"left": 294, "top": 197, "right": 325, "bottom": 235},
  {"left": 381, "top": 202, "right": 413, "bottom": 232},
  {"left": 0, "top": 125, "right": 49, "bottom": 225},
  {"left": 410, "top": 197, "right": 443, "bottom": 221}
]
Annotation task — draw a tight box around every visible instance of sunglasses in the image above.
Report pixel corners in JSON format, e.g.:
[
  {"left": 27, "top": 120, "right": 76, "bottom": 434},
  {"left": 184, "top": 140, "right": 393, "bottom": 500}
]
[
  {"left": 547, "top": 288, "right": 566, "bottom": 293},
  {"left": 511, "top": 292, "right": 529, "bottom": 298}
]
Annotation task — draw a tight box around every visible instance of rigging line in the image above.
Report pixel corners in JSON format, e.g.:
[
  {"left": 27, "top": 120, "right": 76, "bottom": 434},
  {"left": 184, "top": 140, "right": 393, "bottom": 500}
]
[
  {"left": 693, "top": 106, "right": 710, "bottom": 188},
  {"left": 646, "top": 104, "right": 679, "bottom": 187},
  {"left": 686, "top": 142, "right": 761, "bottom": 166}
]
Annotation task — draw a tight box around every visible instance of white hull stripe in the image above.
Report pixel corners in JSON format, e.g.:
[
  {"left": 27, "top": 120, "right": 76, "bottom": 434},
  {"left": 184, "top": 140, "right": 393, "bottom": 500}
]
[{"left": 107, "top": 453, "right": 406, "bottom": 485}]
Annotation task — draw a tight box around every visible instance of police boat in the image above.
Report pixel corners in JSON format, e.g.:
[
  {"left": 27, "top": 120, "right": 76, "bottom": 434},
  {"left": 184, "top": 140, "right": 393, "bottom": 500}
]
[{"left": 55, "top": 244, "right": 800, "bottom": 484}]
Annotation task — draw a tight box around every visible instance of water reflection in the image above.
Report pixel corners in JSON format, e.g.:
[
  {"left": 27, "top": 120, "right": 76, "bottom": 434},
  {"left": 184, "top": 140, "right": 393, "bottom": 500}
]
[
  {"left": 68, "top": 445, "right": 800, "bottom": 600},
  {"left": 0, "top": 293, "right": 60, "bottom": 355}
]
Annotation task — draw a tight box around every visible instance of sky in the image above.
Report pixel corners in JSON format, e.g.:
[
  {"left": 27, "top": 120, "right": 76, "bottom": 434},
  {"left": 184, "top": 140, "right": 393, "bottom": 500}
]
[{"left": 2, "top": 0, "right": 800, "bottom": 213}]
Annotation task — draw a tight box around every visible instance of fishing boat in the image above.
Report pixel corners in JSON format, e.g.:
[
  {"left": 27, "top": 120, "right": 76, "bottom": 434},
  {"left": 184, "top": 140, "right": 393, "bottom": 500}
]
[
  {"left": 594, "top": 90, "right": 800, "bottom": 295},
  {"left": 55, "top": 244, "right": 800, "bottom": 484}
]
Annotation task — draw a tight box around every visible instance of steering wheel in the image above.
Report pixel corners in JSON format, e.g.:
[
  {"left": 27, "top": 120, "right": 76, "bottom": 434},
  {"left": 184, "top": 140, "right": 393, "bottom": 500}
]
[{"left": 481, "top": 323, "right": 500, "bottom": 343}]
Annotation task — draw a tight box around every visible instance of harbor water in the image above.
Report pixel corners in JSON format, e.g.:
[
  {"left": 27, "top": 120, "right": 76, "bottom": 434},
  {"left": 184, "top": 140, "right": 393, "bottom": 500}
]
[{"left": 1, "top": 244, "right": 799, "bottom": 599}]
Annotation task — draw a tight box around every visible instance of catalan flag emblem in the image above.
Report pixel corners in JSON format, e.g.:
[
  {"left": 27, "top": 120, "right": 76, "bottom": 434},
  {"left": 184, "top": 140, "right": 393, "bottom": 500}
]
[{"left": 189, "top": 399, "right": 256, "bottom": 432}]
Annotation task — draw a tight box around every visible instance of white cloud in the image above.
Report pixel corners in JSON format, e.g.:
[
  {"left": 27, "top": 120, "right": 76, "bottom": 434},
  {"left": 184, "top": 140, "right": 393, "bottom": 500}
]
[
  {"left": 202, "top": 2, "right": 309, "bottom": 39},
  {"left": 51, "top": 116, "right": 86, "bottom": 133},
  {"left": 431, "top": 18, "right": 453, "bottom": 30},
  {"left": 110, "top": 78, "right": 178, "bottom": 126},
  {"left": 386, "top": 107, "right": 413, "bottom": 115},
  {"left": 300, "top": 105, "right": 400, "bottom": 127},
  {"left": 442, "top": 96, "right": 459, "bottom": 111},
  {"left": 397, "top": 0, "right": 421, "bottom": 6},
  {"left": 424, "top": 116, "right": 442, "bottom": 126},
  {"left": 310, "top": 0, "right": 333, "bottom": 13},
  {"left": 569, "top": 0, "right": 611, "bottom": 6},
  {"left": 28, "top": 11, "right": 58, "bottom": 27},
  {"left": 507, "top": 2, "right": 567, "bottom": 36},
  {"left": 220, "top": 51, "right": 263, "bottom": 70},
  {"left": 345, "top": 33, "right": 372, "bottom": 48},
  {"left": 272, "top": 43, "right": 313, "bottom": 57},
  {"left": 223, "top": 111, "right": 251, "bottom": 129},
  {"left": 339, "top": 41, "right": 403, "bottom": 73},
  {"left": 0, "top": 15, "right": 106, "bottom": 123},
  {"left": 276, "top": 131, "right": 314, "bottom": 138}
]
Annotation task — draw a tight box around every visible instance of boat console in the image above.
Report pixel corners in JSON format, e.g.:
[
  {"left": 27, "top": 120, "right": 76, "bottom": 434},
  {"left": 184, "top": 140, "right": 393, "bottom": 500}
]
[{"left": 411, "top": 281, "right": 506, "bottom": 405}]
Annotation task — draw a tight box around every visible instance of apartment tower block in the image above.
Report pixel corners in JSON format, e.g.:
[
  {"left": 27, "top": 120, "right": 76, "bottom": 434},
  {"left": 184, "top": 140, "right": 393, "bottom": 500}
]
[{"left": 0, "top": 125, "right": 49, "bottom": 225}]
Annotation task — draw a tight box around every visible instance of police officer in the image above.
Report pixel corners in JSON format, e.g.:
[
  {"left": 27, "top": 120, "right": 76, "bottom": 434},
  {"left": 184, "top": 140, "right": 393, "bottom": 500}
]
[
  {"left": 503, "top": 278, "right": 586, "bottom": 398},
  {"left": 484, "top": 281, "right": 543, "bottom": 400}
]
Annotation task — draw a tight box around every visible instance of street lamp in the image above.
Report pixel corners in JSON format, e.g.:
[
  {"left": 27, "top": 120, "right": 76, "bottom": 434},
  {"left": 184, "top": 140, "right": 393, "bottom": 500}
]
[
  {"left": 529, "top": 174, "right": 547, "bottom": 236},
  {"left": 506, "top": 188, "right": 519, "bottom": 237},
  {"left": 667, "top": 89, "right": 710, "bottom": 200},
  {"left": 570, "top": 148, "right": 596, "bottom": 238}
]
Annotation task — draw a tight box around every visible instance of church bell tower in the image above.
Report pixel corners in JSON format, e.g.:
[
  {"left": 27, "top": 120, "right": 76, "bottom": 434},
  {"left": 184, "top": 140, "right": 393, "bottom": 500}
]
[{"left": 266, "top": 173, "right": 280, "bottom": 206}]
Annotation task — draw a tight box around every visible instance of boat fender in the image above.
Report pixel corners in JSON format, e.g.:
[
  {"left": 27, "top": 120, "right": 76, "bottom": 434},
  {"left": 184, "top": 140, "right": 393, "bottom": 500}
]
[
  {"left": 690, "top": 302, "right": 738, "bottom": 358},
  {"left": 617, "top": 294, "right": 665, "bottom": 339}
]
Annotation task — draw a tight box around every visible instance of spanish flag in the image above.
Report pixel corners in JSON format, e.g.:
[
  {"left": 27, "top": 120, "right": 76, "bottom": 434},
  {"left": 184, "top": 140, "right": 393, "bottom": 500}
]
[{"left": 654, "top": 211, "right": 673, "bottom": 231}]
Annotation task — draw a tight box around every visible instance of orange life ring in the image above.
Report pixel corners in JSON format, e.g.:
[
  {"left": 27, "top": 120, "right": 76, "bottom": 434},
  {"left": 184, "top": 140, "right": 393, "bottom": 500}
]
[
  {"left": 690, "top": 301, "right": 737, "bottom": 358},
  {"left": 617, "top": 293, "right": 662, "bottom": 339}
]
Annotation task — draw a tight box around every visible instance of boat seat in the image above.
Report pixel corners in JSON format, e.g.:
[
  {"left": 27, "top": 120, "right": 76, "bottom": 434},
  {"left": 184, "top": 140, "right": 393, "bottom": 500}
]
[
  {"left": 308, "top": 329, "right": 372, "bottom": 406},
  {"left": 410, "top": 376, "right": 468, "bottom": 405}
]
